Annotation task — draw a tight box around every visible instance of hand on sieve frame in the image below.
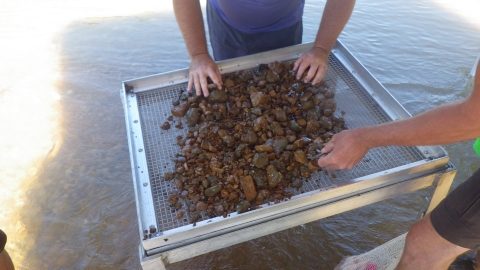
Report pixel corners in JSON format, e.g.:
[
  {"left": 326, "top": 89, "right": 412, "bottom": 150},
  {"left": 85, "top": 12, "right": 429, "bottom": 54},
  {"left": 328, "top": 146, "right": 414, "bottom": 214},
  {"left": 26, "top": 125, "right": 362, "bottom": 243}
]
[
  {"left": 293, "top": 46, "right": 330, "bottom": 85},
  {"left": 187, "top": 53, "right": 223, "bottom": 98},
  {"left": 317, "top": 129, "right": 370, "bottom": 171}
]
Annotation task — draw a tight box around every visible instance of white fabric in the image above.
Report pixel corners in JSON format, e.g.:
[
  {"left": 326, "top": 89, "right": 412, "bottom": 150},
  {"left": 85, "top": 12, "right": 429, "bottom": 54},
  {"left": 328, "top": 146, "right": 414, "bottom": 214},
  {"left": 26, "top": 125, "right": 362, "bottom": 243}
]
[{"left": 334, "top": 233, "right": 407, "bottom": 270}]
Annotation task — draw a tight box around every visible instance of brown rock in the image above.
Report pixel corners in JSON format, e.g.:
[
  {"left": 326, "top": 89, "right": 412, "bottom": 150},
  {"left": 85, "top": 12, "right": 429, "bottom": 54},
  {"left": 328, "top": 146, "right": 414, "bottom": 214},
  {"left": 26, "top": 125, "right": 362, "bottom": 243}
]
[
  {"left": 308, "top": 160, "right": 320, "bottom": 170},
  {"left": 255, "top": 145, "right": 274, "bottom": 153},
  {"left": 209, "top": 90, "right": 228, "bottom": 103},
  {"left": 272, "top": 108, "right": 287, "bottom": 122},
  {"left": 296, "top": 118, "right": 307, "bottom": 127},
  {"left": 240, "top": 176, "right": 257, "bottom": 202},
  {"left": 214, "top": 205, "right": 224, "bottom": 216},
  {"left": 174, "top": 179, "right": 184, "bottom": 190},
  {"left": 300, "top": 167, "right": 313, "bottom": 178},
  {"left": 266, "top": 165, "right": 283, "bottom": 188},
  {"left": 224, "top": 78, "right": 235, "bottom": 88},
  {"left": 250, "top": 91, "right": 269, "bottom": 107},
  {"left": 161, "top": 122, "right": 171, "bottom": 130},
  {"left": 294, "top": 150, "right": 309, "bottom": 164},
  {"left": 252, "top": 152, "right": 269, "bottom": 168},
  {"left": 253, "top": 116, "right": 268, "bottom": 132},
  {"left": 171, "top": 102, "right": 190, "bottom": 117},
  {"left": 196, "top": 202, "right": 208, "bottom": 211}
]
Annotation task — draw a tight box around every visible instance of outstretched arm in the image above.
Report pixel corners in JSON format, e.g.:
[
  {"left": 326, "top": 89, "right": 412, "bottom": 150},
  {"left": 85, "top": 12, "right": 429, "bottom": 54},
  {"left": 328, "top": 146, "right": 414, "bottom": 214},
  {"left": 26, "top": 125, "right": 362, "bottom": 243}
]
[
  {"left": 173, "top": 0, "right": 222, "bottom": 97},
  {"left": 294, "top": 0, "right": 355, "bottom": 85},
  {"left": 318, "top": 60, "right": 480, "bottom": 170}
]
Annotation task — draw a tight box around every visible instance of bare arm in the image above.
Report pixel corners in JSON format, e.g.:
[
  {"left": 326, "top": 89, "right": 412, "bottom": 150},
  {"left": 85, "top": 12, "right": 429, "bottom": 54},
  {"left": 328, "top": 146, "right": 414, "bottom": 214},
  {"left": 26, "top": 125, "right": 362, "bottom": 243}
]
[
  {"left": 294, "top": 0, "right": 355, "bottom": 85},
  {"left": 173, "top": 0, "right": 222, "bottom": 97},
  {"left": 318, "top": 61, "right": 480, "bottom": 170}
]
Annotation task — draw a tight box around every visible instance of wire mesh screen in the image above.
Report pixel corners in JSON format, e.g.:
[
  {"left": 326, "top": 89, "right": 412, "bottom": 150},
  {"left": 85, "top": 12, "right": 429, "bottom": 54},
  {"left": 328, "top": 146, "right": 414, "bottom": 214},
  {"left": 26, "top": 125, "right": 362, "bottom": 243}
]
[{"left": 135, "top": 55, "right": 425, "bottom": 233}]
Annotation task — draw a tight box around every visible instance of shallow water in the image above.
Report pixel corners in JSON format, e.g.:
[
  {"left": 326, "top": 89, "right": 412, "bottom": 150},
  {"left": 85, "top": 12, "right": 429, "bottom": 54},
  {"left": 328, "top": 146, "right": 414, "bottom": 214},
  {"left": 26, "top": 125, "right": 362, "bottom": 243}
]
[{"left": 0, "top": 0, "right": 479, "bottom": 269}]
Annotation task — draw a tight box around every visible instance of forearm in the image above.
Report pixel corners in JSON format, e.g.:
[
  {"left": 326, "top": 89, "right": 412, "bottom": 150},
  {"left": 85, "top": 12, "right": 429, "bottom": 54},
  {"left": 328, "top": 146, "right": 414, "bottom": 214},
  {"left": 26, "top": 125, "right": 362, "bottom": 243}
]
[
  {"left": 314, "top": 0, "right": 355, "bottom": 53},
  {"left": 360, "top": 98, "right": 480, "bottom": 148},
  {"left": 361, "top": 63, "right": 480, "bottom": 148},
  {"left": 173, "top": 0, "right": 209, "bottom": 58}
]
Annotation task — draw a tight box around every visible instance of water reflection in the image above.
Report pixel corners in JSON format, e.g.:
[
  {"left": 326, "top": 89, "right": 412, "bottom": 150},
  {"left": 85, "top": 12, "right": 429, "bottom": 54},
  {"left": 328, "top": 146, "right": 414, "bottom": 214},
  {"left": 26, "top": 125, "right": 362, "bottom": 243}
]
[{"left": 0, "top": 0, "right": 478, "bottom": 269}]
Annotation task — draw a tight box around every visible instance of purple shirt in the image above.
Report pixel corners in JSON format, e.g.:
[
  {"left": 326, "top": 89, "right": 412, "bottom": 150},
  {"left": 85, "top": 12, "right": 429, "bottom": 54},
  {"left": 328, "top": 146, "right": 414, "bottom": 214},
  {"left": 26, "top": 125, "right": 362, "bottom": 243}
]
[{"left": 209, "top": 0, "right": 305, "bottom": 34}]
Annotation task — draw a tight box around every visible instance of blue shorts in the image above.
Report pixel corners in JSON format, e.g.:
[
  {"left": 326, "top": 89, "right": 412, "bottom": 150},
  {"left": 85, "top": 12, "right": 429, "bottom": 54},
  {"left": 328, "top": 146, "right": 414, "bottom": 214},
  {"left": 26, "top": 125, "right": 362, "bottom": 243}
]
[
  {"left": 431, "top": 167, "right": 480, "bottom": 249},
  {"left": 206, "top": 1, "right": 303, "bottom": 61}
]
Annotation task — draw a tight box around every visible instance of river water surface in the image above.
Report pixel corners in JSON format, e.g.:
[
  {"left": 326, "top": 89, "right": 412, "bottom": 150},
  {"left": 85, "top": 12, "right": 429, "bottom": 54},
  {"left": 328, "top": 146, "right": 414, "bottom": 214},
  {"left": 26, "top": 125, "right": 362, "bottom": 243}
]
[{"left": 0, "top": 0, "right": 479, "bottom": 269}]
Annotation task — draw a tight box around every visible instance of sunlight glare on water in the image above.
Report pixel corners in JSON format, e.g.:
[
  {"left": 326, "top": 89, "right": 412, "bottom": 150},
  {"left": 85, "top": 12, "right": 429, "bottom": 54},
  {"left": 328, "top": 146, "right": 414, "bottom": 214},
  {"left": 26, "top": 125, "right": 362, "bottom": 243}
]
[
  {"left": 431, "top": 0, "right": 480, "bottom": 27},
  {"left": 0, "top": 0, "right": 168, "bottom": 267}
]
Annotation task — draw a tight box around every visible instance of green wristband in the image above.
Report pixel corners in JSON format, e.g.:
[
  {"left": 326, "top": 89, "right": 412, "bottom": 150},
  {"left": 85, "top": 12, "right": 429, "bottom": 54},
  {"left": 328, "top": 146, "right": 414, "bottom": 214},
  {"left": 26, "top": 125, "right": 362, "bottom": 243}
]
[{"left": 474, "top": 138, "right": 480, "bottom": 156}]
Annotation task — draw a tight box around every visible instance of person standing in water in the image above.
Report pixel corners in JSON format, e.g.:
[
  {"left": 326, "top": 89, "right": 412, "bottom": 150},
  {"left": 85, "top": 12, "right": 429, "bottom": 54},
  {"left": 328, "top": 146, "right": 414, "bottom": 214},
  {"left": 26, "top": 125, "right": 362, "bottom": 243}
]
[
  {"left": 172, "top": 0, "right": 355, "bottom": 97},
  {"left": 318, "top": 61, "right": 480, "bottom": 269}
]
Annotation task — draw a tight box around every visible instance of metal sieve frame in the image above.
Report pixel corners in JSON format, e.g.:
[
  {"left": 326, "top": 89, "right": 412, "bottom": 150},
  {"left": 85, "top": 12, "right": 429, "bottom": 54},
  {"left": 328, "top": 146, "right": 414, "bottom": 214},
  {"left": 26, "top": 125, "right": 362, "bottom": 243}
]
[{"left": 121, "top": 41, "right": 453, "bottom": 269}]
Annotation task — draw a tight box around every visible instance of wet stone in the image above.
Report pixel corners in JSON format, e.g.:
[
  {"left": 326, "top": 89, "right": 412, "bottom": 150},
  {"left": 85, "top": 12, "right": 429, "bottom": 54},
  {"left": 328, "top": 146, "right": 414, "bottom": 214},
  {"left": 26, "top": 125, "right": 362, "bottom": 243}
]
[
  {"left": 293, "top": 139, "right": 304, "bottom": 149},
  {"left": 249, "top": 168, "right": 267, "bottom": 187},
  {"left": 266, "top": 165, "right": 283, "bottom": 188},
  {"left": 272, "top": 108, "right": 287, "bottom": 122},
  {"left": 252, "top": 153, "right": 269, "bottom": 168},
  {"left": 225, "top": 191, "right": 238, "bottom": 202},
  {"left": 289, "top": 120, "right": 303, "bottom": 133},
  {"left": 239, "top": 176, "right": 257, "bottom": 202},
  {"left": 273, "top": 139, "right": 288, "bottom": 156},
  {"left": 286, "top": 135, "right": 297, "bottom": 143},
  {"left": 171, "top": 102, "right": 190, "bottom": 117},
  {"left": 323, "top": 108, "right": 333, "bottom": 117},
  {"left": 251, "top": 107, "right": 263, "bottom": 116},
  {"left": 266, "top": 70, "right": 280, "bottom": 83},
  {"left": 254, "top": 145, "right": 273, "bottom": 153},
  {"left": 244, "top": 130, "right": 258, "bottom": 145},
  {"left": 300, "top": 166, "right": 312, "bottom": 178},
  {"left": 214, "top": 205, "right": 224, "bottom": 216},
  {"left": 306, "top": 119, "right": 321, "bottom": 134},
  {"left": 308, "top": 160, "right": 320, "bottom": 170},
  {"left": 296, "top": 119, "right": 307, "bottom": 127},
  {"left": 270, "top": 121, "right": 284, "bottom": 136},
  {"left": 270, "top": 159, "right": 286, "bottom": 173},
  {"left": 294, "top": 150, "right": 309, "bottom": 164},
  {"left": 186, "top": 108, "right": 199, "bottom": 127},
  {"left": 208, "top": 90, "right": 228, "bottom": 103},
  {"left": 300, "top": 92, "right": 313, "bottom": 103},
  {"left": 224, "top": 78, "right": 235, "bottom": 88},
  {"left": 236, "top": 200, "right": 250, "bottom": 214},
  {"left": 161, "top": 122, "right": 171, "bottom": 130},
  {"left": 196, "top": 202, "right": 208, "bottom": 211},
  {"left": 205, "top": 185, "right": 222, "bottom": 197},
  {"left": 188, "top": 211, "right": 201, "bottom": 223},
  {"left": 301, "top": 100, "right": 315, "bottom": 111},
  {"left": 174, "top": 179, "right": 184, "bottom": 190},
  {"left": 268, "top": 61, "right": 283, "bottom": 74},
  {"left": 291, "top": 177, "right": 303, "bottom": 188},
  {"left": 253, "top": 116, "right": 268, "bottom": 132},
  {"left": 222, "top": 135, "right": 236, "bottom": 148},
  {"left": 201, "top": 179, "right": 211, "bottom": 189},
  {"left": 323, "top": 98, "right": 336, "bottom": 110},
  {"left": 319, "top": 116, "right": 333, "bottom": 130},
  {"left": 250, "top": 91, "right": 269, "bottom": 107}
]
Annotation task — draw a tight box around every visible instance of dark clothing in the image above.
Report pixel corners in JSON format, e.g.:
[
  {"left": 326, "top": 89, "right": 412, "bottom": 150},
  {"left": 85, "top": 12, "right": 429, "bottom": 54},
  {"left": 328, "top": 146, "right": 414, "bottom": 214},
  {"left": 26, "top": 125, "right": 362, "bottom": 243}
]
[
  {"left": 431, "top": 168, "right": 480, "bottom": 249},
  {"left": 0, "top": 229, "right": 6, "bottom": 253},
  {"left": 208, "top": 0, "right": 304, "bottom": 34},
  {"left": 206, "top": 0, "right": 303, "bottom": 61}
]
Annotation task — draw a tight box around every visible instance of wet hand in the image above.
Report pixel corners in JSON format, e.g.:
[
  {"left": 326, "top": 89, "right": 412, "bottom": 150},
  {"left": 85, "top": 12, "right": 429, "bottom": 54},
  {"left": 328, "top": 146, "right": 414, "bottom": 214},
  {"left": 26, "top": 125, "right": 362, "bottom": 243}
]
[
  {"left": 317, "top": 129, "right": 369, "bottom": 171},
  {"left": 188, "top": 53, "right": 222, "bottom": 97},
  {"left": 293, "top": 47, "right": 329, "bottom": 85}
]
